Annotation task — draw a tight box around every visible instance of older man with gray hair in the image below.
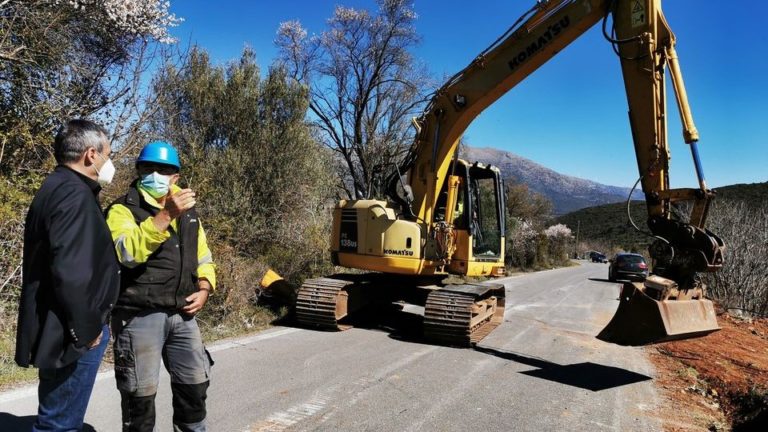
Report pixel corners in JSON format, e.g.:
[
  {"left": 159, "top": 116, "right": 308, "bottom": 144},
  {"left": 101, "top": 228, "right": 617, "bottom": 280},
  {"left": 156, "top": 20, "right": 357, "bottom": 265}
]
[{"left": 16, "top": 119, "right": 121, "bottom": 431}]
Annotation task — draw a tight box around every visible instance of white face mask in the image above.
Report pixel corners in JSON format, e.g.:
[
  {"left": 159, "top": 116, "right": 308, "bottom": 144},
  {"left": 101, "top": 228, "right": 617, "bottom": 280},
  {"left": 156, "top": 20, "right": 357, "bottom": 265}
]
[{"left": 94, "top": 152, "right": 116, "bottom": 186}]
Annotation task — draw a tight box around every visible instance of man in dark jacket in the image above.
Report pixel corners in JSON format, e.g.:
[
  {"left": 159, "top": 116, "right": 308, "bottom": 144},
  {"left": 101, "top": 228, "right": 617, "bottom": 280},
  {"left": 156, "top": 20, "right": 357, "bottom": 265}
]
[{"left": 16, "top": 119, "right": 121, "bottom": 431}]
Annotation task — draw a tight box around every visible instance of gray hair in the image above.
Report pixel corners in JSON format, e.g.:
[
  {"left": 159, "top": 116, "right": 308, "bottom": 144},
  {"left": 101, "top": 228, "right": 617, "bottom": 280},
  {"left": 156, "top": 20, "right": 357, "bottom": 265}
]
[{"left": 53, "top": 119, "right": 109, "bottom": 164}]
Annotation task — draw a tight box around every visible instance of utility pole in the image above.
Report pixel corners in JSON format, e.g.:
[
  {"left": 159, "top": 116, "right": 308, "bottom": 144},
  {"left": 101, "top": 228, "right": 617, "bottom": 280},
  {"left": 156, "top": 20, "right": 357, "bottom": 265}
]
[{"left": 574, "top": 220, "right": 580, "bottom": 258}]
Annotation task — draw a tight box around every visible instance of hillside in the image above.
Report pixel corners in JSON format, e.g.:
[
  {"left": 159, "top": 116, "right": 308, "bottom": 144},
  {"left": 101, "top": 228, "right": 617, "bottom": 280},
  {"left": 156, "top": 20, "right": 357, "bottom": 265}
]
[
  {"left": 556, "top": 200, "right": 650, "bottom": 252},
  {"left": 555, "top": 181, "right": 768, "bottom": 250},
  {"left": 712, "top": 181, "right": 768, "bottom": 203},
  {"left": 463, "top": 147, "right": 643, "bottom": 215}
]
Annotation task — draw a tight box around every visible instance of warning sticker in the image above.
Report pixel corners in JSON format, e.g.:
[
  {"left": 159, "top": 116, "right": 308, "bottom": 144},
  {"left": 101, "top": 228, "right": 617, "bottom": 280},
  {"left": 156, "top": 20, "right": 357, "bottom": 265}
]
[{"left": 632, "top": 0, "right": 646, "bottom": 27}]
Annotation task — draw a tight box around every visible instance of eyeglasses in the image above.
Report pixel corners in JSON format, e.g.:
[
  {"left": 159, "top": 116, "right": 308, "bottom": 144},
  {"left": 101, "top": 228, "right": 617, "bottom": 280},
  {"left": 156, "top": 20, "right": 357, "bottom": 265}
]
[{"left": 137, "top": 163, "right": 178, "bottom": 176}]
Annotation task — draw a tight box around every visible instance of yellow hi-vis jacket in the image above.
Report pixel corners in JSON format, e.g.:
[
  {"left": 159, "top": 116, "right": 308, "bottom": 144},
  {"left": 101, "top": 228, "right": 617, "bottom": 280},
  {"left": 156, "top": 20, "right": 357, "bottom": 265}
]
[{"left": 106, "top": 184, "right": 216, "bottom": 289}]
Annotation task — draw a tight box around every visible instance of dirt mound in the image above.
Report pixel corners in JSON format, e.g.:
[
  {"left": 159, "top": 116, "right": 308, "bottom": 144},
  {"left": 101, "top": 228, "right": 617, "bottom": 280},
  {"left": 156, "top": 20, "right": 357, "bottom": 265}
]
[{"left": 649, "top": 313, "right": 768, "bottom": 431}]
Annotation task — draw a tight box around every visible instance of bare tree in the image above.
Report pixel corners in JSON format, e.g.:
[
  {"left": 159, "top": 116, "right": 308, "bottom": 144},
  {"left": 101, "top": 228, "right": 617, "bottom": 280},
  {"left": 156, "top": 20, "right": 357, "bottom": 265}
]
[
  {"left": 98, "top": 41, "right": 189, "bottom": 160},
  {"left": 0, "top": 0, "right": 180, "bottom": 174},
  {"left": 0, "top": 0, "right": 179, "bottom": 64},
  {"left": 704, "top": 200, "right": 768, "bottom": 317},
  {"left": 275, "top": 0, "right": 432, "bottom": 199},
  {"left": 667, "top": 198, "right": 768, "bottom": 317}
]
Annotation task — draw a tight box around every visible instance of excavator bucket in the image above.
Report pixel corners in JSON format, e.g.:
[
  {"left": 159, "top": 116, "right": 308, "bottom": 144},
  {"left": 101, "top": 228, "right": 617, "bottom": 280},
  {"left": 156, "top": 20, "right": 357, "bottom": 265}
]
[
  {"left": 260, "top": 269, "right": 284, "bottom": 289},
  {"left": 257, "top": 269, "right": 299, "bottom": 308},
  {"left": 597, "top": 281, "right": 720, "bottom": 346}
]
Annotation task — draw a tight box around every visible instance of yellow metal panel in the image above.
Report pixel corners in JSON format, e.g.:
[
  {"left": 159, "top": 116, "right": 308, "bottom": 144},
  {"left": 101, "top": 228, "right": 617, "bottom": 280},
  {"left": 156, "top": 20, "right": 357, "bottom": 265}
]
[
  {"left": 335, "top": 252, "right": 441, "bottom": 275},
  {"left": 382, "top": 220, "right": 422, "bottom": 259},
  {"left": 466, "top": 261, "right": 495, "bottom": 277}
]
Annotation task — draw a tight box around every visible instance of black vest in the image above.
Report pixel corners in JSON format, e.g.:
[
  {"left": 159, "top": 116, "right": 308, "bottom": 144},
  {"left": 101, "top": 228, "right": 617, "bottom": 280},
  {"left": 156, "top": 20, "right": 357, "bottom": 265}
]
[{"left": 109, "top": 182, "right": 199, "bottom": 311}]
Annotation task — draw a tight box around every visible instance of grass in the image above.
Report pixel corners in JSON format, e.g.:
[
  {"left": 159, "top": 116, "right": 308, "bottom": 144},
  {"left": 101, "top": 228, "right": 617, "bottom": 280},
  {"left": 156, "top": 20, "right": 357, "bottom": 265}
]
[
  {"left": 0, "top": 328, "right": 37, "bottom": 390},
  {"left": 197, "top": 304, "right": 281, "bottom": 343}
]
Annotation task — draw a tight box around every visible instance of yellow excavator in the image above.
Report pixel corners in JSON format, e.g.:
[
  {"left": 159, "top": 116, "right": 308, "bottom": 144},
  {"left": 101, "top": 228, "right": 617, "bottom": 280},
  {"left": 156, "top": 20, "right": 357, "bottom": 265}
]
[{"left": 262, "top": 0, "right": 725, "bottom": 347}]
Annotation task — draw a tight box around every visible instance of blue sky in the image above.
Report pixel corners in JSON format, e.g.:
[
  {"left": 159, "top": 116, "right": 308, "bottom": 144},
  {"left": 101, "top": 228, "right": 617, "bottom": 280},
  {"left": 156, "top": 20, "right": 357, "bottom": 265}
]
[{"left": 169, "top": 1, "right": 766, "bottom": 189}]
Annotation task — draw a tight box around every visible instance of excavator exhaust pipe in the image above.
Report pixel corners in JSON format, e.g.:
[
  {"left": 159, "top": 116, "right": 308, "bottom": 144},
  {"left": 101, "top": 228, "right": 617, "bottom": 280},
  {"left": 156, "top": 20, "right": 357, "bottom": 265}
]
[{"left": 597, "top": 277, "right": 720, "bottom": 346}]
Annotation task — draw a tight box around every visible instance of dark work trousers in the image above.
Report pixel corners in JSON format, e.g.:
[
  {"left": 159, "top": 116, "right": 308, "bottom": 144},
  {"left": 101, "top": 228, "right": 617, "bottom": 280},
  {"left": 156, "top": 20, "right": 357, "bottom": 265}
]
[{"left": 112, "top": 310, "right": 213, "bottom": 432}]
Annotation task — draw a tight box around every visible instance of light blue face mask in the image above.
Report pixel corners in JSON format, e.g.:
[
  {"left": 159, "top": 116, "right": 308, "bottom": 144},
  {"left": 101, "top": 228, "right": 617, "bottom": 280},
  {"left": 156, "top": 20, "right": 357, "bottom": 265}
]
[{"left": 139, "top": 172, "right": 172, "bottom": 199}]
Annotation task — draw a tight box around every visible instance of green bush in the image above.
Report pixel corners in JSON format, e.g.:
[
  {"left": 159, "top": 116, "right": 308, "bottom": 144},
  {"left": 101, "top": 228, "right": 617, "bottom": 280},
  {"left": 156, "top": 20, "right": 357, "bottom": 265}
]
[{"left": 0, "top": 172, "right": 43, "bottom": 388}]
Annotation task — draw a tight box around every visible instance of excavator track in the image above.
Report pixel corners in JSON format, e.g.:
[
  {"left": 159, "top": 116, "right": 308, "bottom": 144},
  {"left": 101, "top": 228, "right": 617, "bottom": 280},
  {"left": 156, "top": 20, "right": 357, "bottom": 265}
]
[
  {"left": 295, "top": 277, "right": 354, "bottom": 331},
  {"left": 294, "top": 276, "right": 506, "bottom": 346},
  {"left": 423, "top": 283, "right": 506, "bottom": 347}
]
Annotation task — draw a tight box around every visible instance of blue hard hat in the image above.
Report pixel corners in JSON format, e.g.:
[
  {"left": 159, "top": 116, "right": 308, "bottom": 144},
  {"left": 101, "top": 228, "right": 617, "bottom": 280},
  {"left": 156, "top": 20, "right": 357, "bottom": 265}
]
[{"left": 136, "top": 141, "right": 181, "bottom": 169}]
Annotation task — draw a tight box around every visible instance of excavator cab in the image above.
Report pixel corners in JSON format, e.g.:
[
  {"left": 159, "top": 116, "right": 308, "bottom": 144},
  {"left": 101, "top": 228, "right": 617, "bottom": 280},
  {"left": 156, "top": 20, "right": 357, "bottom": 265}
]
[
  {"left": 434, "top": 161, "right": 507, "bottom": 277},
  {"left": 468, "top": 166, "right": 505, "bottom": 259},
  {"left": 435, "top": 161, "right": 505, "bottom": 257}
]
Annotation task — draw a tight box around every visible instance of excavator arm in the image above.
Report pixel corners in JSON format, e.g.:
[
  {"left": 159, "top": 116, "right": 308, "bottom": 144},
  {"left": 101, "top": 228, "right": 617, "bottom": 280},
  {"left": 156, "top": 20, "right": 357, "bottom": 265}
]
[{"left": 611, "top": 0, "right": 724, "bottom": 287}]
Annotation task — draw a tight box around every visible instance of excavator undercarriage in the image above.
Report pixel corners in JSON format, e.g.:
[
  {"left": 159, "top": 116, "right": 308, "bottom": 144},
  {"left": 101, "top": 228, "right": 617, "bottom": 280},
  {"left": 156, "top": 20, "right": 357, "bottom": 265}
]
[{"left": 291, "top": 274, "right": 505, "bottom": 347}]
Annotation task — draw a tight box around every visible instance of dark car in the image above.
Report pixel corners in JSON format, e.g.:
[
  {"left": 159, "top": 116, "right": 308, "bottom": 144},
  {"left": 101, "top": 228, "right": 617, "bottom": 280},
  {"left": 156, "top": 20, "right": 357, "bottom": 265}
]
[
  {"left": 608, "top": 253, "right": 649, "bottom": 281},
  {"left": 589, "top": 251, "right": 607, "bottom": 263}
]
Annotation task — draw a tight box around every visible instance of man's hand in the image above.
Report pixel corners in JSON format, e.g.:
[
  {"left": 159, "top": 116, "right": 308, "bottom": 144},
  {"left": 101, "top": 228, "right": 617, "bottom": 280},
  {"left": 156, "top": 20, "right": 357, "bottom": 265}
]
[
  {"left": 153, "top": 188, "right": 196, "bottom": 231},
  {"left": 183, "top": 280, "right": 211, "bottom": 316},
  {"left": 87, "top": 332, "right": 102, "bottom": 350},
  {"left": 164, "top": 188, "right": 196, "bottom": 219}
]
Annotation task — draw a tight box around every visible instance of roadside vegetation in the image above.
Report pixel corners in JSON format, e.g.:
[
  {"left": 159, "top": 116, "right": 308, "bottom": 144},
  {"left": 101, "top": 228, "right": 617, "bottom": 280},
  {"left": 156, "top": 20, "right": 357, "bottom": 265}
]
[
  {"left": 556, "top": 182, "right": 768, "bottom": 317},
  {"left": 503, "top": 179, "right": 575, "bottom": 271}
]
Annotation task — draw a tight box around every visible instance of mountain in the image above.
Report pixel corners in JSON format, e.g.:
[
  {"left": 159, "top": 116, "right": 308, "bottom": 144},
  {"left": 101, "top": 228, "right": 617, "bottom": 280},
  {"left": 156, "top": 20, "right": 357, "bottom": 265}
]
[{"left": 462, "top": 146, "right": 643, "bottom": 215}]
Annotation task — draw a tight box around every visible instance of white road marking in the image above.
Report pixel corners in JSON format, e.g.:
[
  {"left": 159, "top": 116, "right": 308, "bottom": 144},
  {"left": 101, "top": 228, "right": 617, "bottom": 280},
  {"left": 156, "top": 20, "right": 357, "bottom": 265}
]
[
  {"left": 247, "top": 345, "right": 438, "bottom": 431},
  {"left": 0, "top": 327, "right": 302, "bottom": 404},
  {"left": 207, "top": 328, "right": 302, "bottom": 353},
  {"left": 245, "top": 395, "right": 330, "bottom": 432}
]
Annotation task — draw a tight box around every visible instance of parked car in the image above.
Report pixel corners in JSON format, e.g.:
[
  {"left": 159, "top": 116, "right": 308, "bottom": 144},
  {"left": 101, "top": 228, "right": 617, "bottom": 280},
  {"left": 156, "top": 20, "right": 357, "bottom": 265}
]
[
  {"left": 608, "top": 253, "right": 649, "bottom": 281},
  {"left": 589, "top": 251, "right": 607, "bottom": 263}
]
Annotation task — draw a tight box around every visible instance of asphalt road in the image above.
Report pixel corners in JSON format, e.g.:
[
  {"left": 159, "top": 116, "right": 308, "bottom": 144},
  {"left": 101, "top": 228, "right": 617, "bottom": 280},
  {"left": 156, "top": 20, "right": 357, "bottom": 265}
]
[{"left": 0, "top": 262, "right": 662, "bottom": 431}]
